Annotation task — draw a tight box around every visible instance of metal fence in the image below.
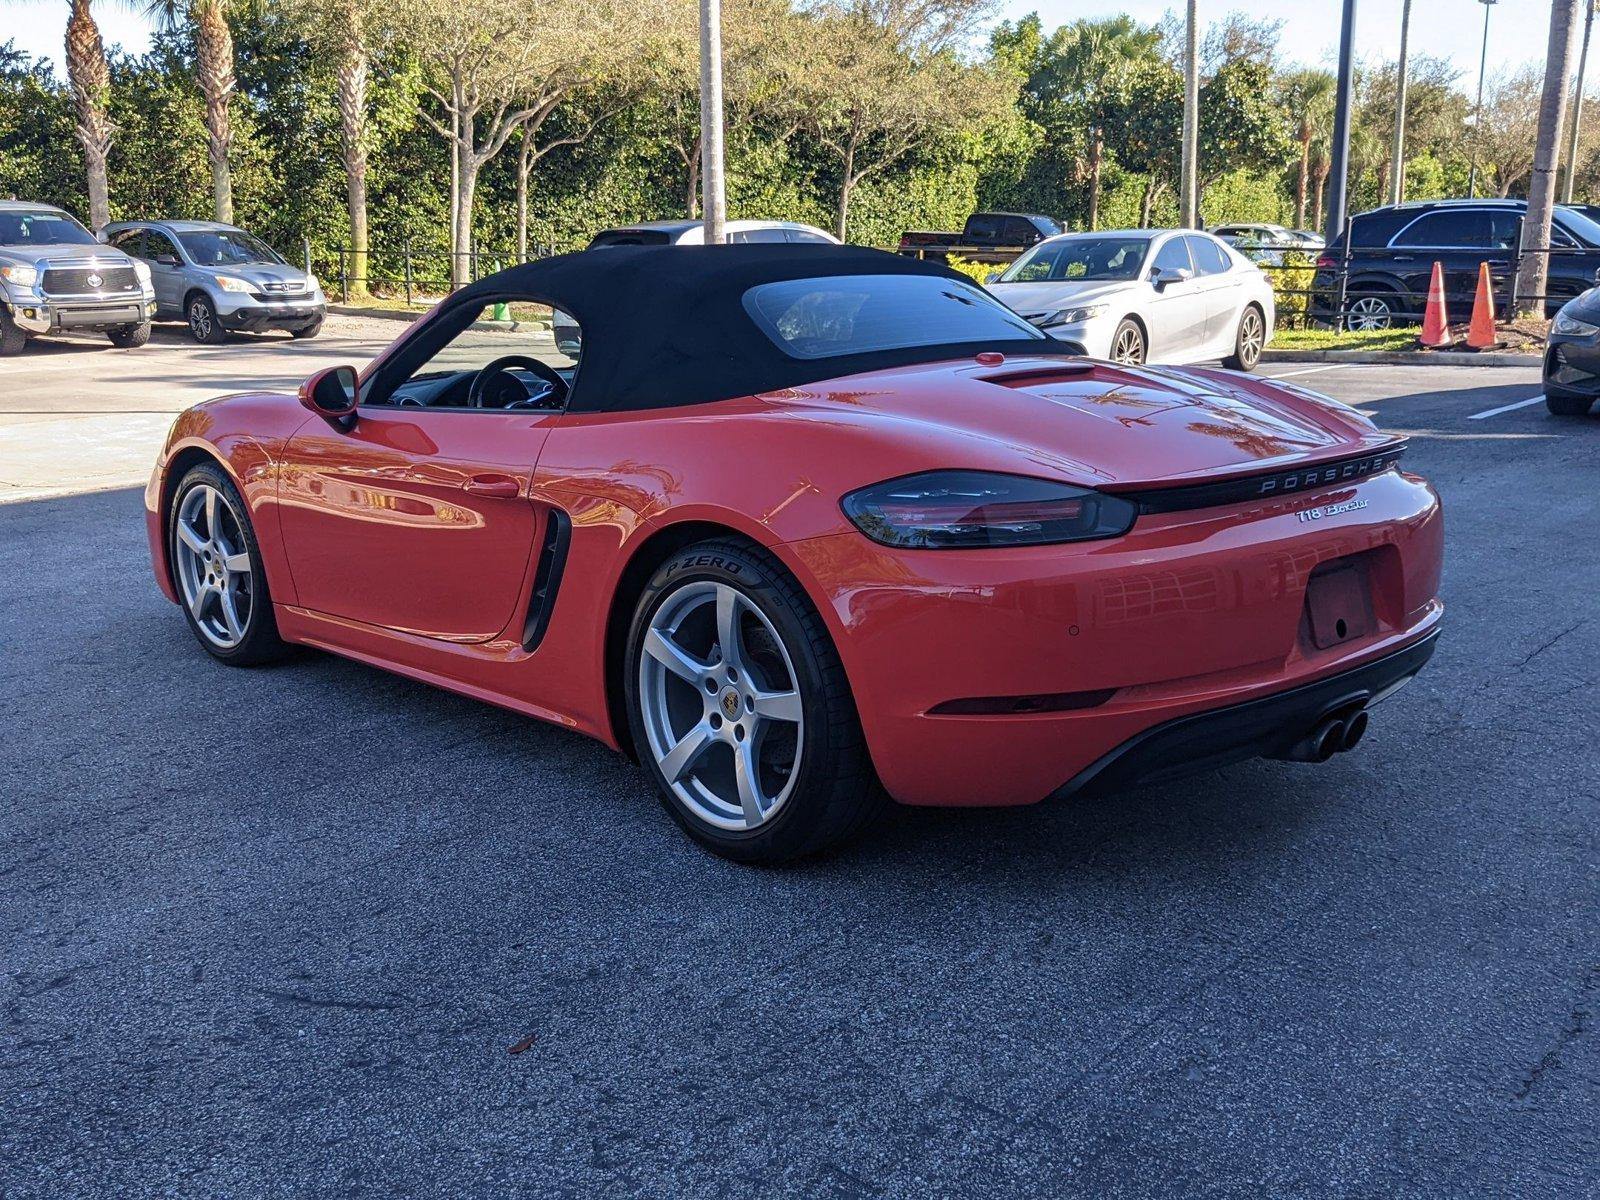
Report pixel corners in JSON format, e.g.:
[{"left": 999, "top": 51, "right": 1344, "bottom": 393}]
[{"left": 315, "top": 241, "right": 567, "bottom": 306}]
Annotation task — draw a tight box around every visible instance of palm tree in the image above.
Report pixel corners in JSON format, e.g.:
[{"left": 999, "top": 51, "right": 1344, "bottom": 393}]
[
  {"left": 65, "top": 0, "right": 115, "bottom": 228},
  {"left": 146, "top": 0, "right": 238, "bottom": 222},
  {"left": 1279, "top": 69, "right": 1336, "bottom": 232}
]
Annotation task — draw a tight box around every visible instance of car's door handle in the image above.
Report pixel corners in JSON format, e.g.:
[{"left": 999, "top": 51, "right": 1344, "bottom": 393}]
[
  {"left": 464, "top": 474, "right": 521, "bottom": 498},
  {"left": 1390, "top": 254, "right": 1416, "bottom": 262}
]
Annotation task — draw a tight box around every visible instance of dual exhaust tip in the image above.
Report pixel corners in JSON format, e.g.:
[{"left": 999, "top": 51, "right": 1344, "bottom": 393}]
[{"left": 1274, "top": 705, "right": 1370, "bottom": 764}]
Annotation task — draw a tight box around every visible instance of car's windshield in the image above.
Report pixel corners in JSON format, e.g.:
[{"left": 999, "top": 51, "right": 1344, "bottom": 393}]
[
  {"left": 0, "top": 210, "right": 98, "bottom": 247},
  {"left": 997, "top": 237, "right": 1149, "bottom": 283},
  {"left": 1556, "top": 206, "right": 1600, "bottom": 247},
  {"left": 177, "top": 229, "right": 286, "bottom": 266},
  {"left": 744, "top": 274, "right": 1044, "bottom": 360}
]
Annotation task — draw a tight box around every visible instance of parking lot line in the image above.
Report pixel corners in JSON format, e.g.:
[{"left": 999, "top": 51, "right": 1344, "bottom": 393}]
[
  {"left": 1467, "top": 394, "right": 1546, "bottom": 420},
  {"left": 1262, "top": 364, "right": 1349, "bottom": 379}
]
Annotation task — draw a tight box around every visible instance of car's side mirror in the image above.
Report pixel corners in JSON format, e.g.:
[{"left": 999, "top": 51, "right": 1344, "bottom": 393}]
[
  {"left": 1592, "top": 266, "right": 1600, "bottom": 285},
  {"left": 985, "top": 271, "right": 1000, "bottom": 284},
  {"left": 299, "top": 365, "right": 358, "bottom": 424},
  {"left": 1151, "top": 266, "right": 1192, "bottom": 288},
  {"left": 154, "top": 254, "right": 179, "bottom": 267}
]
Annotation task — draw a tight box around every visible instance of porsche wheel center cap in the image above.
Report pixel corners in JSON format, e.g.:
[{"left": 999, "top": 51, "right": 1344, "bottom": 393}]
[{"left": 720, "top": 689, "right": 741, "bottom": 720}]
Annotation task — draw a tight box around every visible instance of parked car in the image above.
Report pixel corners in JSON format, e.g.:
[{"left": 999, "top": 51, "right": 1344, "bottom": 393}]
[
  {"left": 145, "top": 245, "right": 1442, "bottom": 861},
  {"left": 0, "top": 201, "right": 155, "bottom": 355},
  {"left": 585, "top": 219, "right": 839, "bottom": 248},
  {"left": 898, "top": 212, "right": 1064, "bottom": 264},
  {"left": 1210, "top": 223, "right": 1323, "bottom": 266},
  {"left": 102, "top": 219, "right": 326, "bottom": 343},
  {"left": 1290, "top": 229, "right": 1327, "bottom": 248},
  {"left": 1309, "top": 199, "right": 1600, "bottom": 329},
  {"left": 987, "top": 229, "right": 1275, "bottom": 370},
  {"left": 1543, "top": 287, "right": 1600, "bottom": 415}
]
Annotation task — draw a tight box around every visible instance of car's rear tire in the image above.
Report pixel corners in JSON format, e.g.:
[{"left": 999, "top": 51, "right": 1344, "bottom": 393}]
[
  {"left": 186, "top": 292, "right": 227, "bottom": 344},
  {"left": 1222, "top": 304, "right": 1265, "bottom": 371},
  {"left": 1545, "top": 389, "right": 1595, "bottom": 416},
  {"left": 1345, "top": 290, "right": 1398, "bottom": 331},
  {"left": 168, "top": 461, "right": 291, "bottom": 666},
  {"left": 1110, "top": 318, "right": 1146, "bottom": 365},
  {"left": 0, "top": 310, "right": 26, "bottom": 356},
  {"left": 108, "top": 321, "right": 151, "bottom": 349},
  {"left": 624, "top": 539, "right": 884, "bottom": 863}
]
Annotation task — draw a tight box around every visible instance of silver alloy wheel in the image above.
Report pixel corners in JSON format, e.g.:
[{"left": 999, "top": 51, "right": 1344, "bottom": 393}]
[
  {"left": 1112, "top": 324, "right": 1145, "bottom": 364},
  {"left": 189, "top": 298, "right": 214, "bottom": 340},
  {"left": 1239, "top": 307, "right": 1265, "bottom": 366},
  {"left": 173, "top": 483, "right": 253, "bottom": 649},
  {"left": 638, "top": 580, "right": 804, "bottom": 831},
  {"left": 1346, "top": 296, "right": 1393, "bottom": 331}
]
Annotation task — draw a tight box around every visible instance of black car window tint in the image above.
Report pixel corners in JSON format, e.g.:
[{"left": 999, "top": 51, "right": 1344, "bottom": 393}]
[
  {"left": 1151, "top": 237, "right": 1193, "bottom": 274},
  {"left": 146, "top": 231, "right": 181, "bottom": 261},
  {"left": 1186, "top": 235, "right": 1232, "bottom": 275},
  {"left": 1392, "top": 210, "right": 1492, "bottom": 248},
  {"left": 965, "top": 216, "right": 1003, "bottom": 241}
]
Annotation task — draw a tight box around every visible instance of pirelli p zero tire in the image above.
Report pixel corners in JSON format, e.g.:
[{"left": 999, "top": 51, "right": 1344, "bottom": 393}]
[
  {"left": 624, "top": 538, "right": 884, "bottom": 863},
  {"left": 108, "top": 321, "right": 152, "bottom": 349},
  {"left": 167, "top": 461, "right": 291, "bottom": 666},
  {"left": 0, "top": 310, "right": 26, "bottom": 356}
]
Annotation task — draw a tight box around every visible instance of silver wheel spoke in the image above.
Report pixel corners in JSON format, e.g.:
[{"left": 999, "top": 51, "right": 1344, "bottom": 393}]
[
  {"left": 715, "top": 585, "right": 743, "bottom": 667},
  {"left": 643, "top": 626, "right": 708, "bottom": 683},
  {"left": 223, "top": 551, "right": 251, "bottom": 574},
  {"left": 733, "top": 741, "right": 765, "bottom": 826},
  {"left": 218, "top": 587, "right": 245, "bottom": 640},
  {"left": 658, "top": 721, "right": 713, "bottom": 782},
  {"left": 751, "top": 687, "right": 801, "bottom": 723},
  {"left": 177, "top": 519, "right": 207, "bottom": 555},
  {"left": 204, "top": 486, "right": 218, "bottom": 536},
  {"left": 189, "top": 581, "right": 214, "bottom": 620}
]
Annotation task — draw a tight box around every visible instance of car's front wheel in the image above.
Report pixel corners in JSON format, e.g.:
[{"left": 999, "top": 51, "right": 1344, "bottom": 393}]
[
  {"left": 108, "top": 321, "right": 151, "bottom": 349},
  {"left": 168, "top": 461, "right": 291, "bottom": 665},
  {"left": 1110, "top": 318, "right": 1146, "bottom": 365},
  {"left": 0, "top": 310, "right": 26, "bottom": 356},
  {"left": 187, "top": 293, "right": 227, "bottom": 344},
  {"left": 290, "top": 318, "right": 323, "bottom": 340},
  {"left": 624, "top": 539, "right": 882, "bottom": 863},
  {"left": 1545, "top": 389, "right": 1595, "bottom": 416}
]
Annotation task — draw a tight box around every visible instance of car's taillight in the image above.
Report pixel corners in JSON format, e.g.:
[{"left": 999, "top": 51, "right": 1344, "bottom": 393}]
[
  {"left": 841, "top": 470, "right": 1137, "bottom": 549},
  {"left": 1315, "top": 255, "right": 1336, "bottom": 269}
]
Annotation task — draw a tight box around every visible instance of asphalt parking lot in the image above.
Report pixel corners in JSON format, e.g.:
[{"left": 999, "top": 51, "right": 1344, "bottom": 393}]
[{"left": 2, "top": 345, "right": 1597, "bottom": 1196}]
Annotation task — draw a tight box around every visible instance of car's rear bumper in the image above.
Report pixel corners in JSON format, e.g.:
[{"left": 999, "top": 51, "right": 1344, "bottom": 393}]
[
  {"left": 1047, "top": 628, "right": 1438, "bottom": 800},
  {"left": 783, "top": 467, "right": 1445, "bottom": 807}
]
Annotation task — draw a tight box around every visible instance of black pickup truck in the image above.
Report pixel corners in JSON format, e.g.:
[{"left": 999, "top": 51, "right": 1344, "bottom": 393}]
[{"left": 897, "top": 212, "right": 1064, "bottom": 264}]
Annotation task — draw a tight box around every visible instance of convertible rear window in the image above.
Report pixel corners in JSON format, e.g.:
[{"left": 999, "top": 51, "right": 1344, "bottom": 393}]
[{"left": 743, "top": 274, "right": 1043, "bottom": 360}]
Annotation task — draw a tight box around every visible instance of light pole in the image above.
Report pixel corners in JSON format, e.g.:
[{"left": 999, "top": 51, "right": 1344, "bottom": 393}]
[
  {"left": 1468, "top": 0, "right": 1499, "bottom": 198},
  {"left": 1389, "top": 0, "right": 1412, "bottom": 206},
  {"left": 1563, "top": 0, "right": 1596, "bottom": 203},
  {"left": 1325, "top": 0, "right": 1358, "bottom": 244},
  {"left": 699, "top": 0, "right": 726, "bottom": 244},
  {"left": 1179, "top": 0, "right": 1199, "bottom": 227}
]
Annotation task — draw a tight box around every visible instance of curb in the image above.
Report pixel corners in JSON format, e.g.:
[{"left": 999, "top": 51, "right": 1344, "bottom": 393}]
[
  {"left": 327, "top": 305, "right": 551, "bottom": 334},
  {"left": 1262, "top": 348, "right": 1542, "bottom": 368}
]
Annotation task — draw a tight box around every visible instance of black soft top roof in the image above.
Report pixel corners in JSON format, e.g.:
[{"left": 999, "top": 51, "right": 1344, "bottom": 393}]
[{"left": 389, "top": 244, "right": 1053, "bottom": 413}]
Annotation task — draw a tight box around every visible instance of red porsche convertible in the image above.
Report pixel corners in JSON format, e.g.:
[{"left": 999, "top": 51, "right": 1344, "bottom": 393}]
[{"left": 146, "top": 246, "right": 1443, "bottom": 861}]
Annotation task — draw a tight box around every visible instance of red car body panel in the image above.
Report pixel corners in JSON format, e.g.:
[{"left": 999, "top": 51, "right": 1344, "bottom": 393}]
[{"left": 147, "top": 354, "right": 1444, "bottom": 806}]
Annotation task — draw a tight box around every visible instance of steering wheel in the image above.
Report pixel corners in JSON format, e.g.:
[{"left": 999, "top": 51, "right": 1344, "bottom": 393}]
[{"left": 467, "top": 355, "right": 570, "bottom": 410}]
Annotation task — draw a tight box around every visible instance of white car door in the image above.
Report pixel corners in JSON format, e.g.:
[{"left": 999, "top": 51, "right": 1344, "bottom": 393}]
[
  {"left": 1184, "top": 234, "right": 1244, "bottom": 356},
  {"left": 1142, "top": 236, "right": 1209, "bottom": 361}
]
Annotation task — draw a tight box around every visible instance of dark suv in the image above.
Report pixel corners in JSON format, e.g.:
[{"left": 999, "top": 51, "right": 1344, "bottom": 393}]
[{"left": 1310, "top": 199, "right": 1600, "bottom": 329}]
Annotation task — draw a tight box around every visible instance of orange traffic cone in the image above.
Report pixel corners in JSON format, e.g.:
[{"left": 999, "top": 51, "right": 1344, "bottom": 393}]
[
  {"left": 1466, "top": 260, "right": 1499, "bottom": 350},
  {"left": 1418, "top": 260, "right": 1451, "bottom": 348}
]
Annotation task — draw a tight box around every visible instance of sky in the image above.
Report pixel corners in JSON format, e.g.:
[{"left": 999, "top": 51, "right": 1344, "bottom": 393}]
[{"left": 0, "top": 0, "right": 1575, "bottom": 92}]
